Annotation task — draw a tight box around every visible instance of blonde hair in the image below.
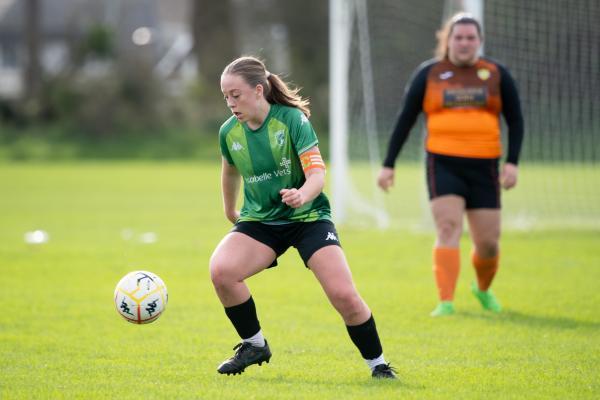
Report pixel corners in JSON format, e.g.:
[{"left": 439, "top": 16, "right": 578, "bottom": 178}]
[
  {"left": 222, "top": 56, "right": 311, "bottom": 118},
  {"left": 434, "top": 12, "right": 483, "bottom": 59}
]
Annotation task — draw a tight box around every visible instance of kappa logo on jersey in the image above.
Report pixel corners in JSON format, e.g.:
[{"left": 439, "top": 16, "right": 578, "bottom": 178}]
[
  {"left": 231, "top": 141, "right": 244, "bottom": 151},
  {"left": 275, "top": 130, "right": 285, "bottom": 146},
  {"left": 439, "top": 71, "right": 454, "bottom": 80},
  {"left": 300, "top": 114, "right": 309, "bottom": 125},
  {"left": 325, "top": 232, "right": 338, "bottom": 241}
]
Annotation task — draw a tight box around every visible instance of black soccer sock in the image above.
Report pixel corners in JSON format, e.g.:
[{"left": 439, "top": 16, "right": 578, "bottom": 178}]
[
  {"left": 346, "top": 314, "right": 383, "bottom": 360},
  {"left": 224, "top": 296, "right": 261, "bottom": 339}
]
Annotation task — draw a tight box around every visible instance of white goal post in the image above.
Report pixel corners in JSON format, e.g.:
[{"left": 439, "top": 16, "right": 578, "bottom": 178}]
[{"left": 329, "top": 0, "right": 389, "bottom": 228}]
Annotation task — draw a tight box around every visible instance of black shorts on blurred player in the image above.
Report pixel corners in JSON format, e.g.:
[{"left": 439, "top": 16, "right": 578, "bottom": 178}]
[{"left": 426, "top": 152, "right": 501, "bottom": 209}]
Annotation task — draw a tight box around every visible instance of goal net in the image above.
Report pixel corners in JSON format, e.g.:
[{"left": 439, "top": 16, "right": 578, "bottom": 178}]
[{"left": 330, "top": 0, "right": 600, "bottom": 230}]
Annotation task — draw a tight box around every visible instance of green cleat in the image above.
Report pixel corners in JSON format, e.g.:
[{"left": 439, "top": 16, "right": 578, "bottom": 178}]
[
  {"left": 430, "top": 301, "right": 455, "bottom": 317},
  {"left": 471, "top": 282, "right": 502, "bottom": 312}
]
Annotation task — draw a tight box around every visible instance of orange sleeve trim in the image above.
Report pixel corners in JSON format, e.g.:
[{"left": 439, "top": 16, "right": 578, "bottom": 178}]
[{"left": 300, "top": 148, "right": 326, "bottom": 173}]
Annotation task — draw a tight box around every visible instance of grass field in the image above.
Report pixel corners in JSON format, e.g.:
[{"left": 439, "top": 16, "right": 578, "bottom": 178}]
[{"left": 0, "top": 162, "right": 599, "bottom": 399}]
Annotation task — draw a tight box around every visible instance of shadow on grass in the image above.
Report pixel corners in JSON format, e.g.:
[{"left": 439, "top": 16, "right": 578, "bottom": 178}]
[
  {"left": 247, "top": 374, "right": 426, "bottom": 391},
  {"left": 459, "top": 309, "right": 600, "bottom": 330}
]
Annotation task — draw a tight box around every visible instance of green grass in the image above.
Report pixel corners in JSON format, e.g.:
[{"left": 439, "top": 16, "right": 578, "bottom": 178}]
[
  {"left": 348, "top": 162, "right": 600, "bottom": 230},
  {"left": 0, "top": 162, "right": 599, "bottom": 399}
]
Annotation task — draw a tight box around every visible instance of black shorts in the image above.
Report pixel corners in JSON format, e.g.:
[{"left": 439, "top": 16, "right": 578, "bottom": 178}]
[
  {"left": 426, "top": 152, "right": 501, "bottom": 209},
  {"left": 231, "top": 220, "right": 341, "bottom": 268}
]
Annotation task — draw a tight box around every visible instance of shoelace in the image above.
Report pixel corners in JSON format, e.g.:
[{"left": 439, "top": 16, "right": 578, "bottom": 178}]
[
  {"left": 232, "top": 342, "right": 252, "bottom": 357},
  {"left": 376, "top": 363, "right": 397, "bottom": 374}
]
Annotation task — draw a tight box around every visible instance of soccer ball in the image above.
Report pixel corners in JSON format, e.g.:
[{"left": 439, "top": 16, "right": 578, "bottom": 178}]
[{"left": 114, "top": 270, "right": 168, "bottom": 324}]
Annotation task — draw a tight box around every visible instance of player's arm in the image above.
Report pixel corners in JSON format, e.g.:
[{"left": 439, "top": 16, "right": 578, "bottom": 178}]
[
  {"left": 498, "top": 64, "right": 524, "bottom": 190},
  {"left": 498, "top": 64, "right": 524, "bottom": 166},
  {"left": 280, "top": 146, "right": 326, "bottom": 208},
  {"left": 381, "top": 62, "right": 430, "bottom": 169},
  {"left": 379, "top": 62, "right": 430, "bottom": 192},
  {"left": 221, "top": 157, "right": 242, "bottom": 223}
]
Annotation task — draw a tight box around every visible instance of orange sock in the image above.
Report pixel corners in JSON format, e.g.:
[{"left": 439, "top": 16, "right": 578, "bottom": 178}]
[
  {"left": 433, "top": 247, "right": 460, "bottom": 301},
  {"left": 472, "top": 251, "right": 499, "bottom": 291}
]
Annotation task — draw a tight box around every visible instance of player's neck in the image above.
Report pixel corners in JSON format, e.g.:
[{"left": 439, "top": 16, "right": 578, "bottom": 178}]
[
  {"left": 247, "top": 101, "right": 271, "bottom": 130},
  {"left": 449, "top": 55, "right": 479, "bottom": 67}
]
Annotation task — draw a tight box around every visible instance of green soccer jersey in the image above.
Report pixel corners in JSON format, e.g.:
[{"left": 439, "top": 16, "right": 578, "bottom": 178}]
[{"left": 219, "top": 104, "right": 331, "bottom": 223}]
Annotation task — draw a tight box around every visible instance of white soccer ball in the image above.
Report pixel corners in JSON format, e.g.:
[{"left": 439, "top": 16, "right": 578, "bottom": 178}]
[{"left": 114, "top": 270, "right": 168, "bottom": 324}]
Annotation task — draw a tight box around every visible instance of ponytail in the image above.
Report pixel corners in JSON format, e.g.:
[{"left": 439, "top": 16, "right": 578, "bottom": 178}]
[{"left": 265, "top": 73, "right": 311, "bottom": 118}]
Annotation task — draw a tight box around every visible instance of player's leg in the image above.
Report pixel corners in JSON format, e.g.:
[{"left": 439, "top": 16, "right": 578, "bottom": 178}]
[
  {"left": 299, "top": 223, "right": 395, "bottom": 379},
  {"left": 426, "top": 153, "right": 468, "bottom": 316},
  {"left": 465, "top": 157, "right": 502, "bottom": 312},
  {"left": 210, "top": 229, "right": 277, "bottom": 375},
  {"left": 466, "top": 209, "right": 502, "bottom": 312},
  {"left": 429, "top": 195, "right": 465, "bottom": 316},
  {"left": 210, "top": 231, "right": 275, "bottom": 306},
  {"left": 308, "top": 246, "right": 370, "bottom": 325}
]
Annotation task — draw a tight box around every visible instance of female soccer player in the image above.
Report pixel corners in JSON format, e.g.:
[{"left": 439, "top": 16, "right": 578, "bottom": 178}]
[
  {"left": 210, "top": 56, "right": 395, "bottom": 378},
  {"left": 377, "top": 13, "right": 524, "bottom": 316}
]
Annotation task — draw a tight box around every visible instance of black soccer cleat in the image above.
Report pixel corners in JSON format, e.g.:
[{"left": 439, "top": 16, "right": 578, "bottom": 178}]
[
  {"left": 372, "top": 363, "right": 397, "bottom": 379},
  {"left": 217, "top": 340, "right": 272, "bottom": 375}
]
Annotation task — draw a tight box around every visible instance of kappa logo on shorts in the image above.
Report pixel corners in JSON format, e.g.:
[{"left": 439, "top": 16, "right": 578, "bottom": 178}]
[{"left": 325, "top": 232, "right": 338, "bottom": 241}]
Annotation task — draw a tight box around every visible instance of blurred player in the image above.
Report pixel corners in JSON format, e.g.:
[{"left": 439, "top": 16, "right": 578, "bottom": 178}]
[
  {"left": 211, "top": 56, "right": 395, "bottom": 378},
  {"left": 377, "top": 13, "right": 524, "bottom": 316}
]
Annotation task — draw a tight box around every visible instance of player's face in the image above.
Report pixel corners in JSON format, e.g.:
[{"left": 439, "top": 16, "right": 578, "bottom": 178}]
[
  {"left": 447, "top": 23, "right": 481, "bottom": 66},
  {"left": 221, "top": 73, "right": 263, "bottom": 123}
]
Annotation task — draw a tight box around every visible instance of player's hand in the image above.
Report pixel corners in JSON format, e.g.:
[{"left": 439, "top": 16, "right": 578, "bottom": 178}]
[
  {"left": 280, "top": 188, "right": 305, "bottom": 208},
  {"left": 225, "top": 210, "right": 240, "bottom": 224},
  {"left": 377, "top": 167, "right": 395, "bottom": 192},
  {"left": 500, "top": 163, "right": 518, "bottom": 190}
]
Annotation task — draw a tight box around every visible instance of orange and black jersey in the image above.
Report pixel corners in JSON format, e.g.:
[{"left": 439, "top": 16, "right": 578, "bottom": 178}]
[{"left": 382, "top": 57, "right": 524, "bottom": 167}]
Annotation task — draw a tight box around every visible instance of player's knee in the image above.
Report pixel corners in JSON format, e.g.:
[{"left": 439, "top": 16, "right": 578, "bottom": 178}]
[
  {"left": 436, "top": 220, "right": 462, "bottom": 245},
  {"left": 475, "top": 240, "right": 498, "bottom": 258},
  {"left": 331, "top": 289, "right": 364, "bottom": 319},
  {"left": 209, "top": 259, "right": 234, "bottom": 289}
]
